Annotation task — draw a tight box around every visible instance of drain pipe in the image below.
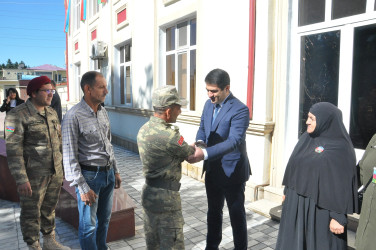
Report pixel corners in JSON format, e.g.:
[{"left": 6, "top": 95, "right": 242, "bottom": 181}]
[{"left": 254, "top": 184, "right": 270, "bottom": 201}]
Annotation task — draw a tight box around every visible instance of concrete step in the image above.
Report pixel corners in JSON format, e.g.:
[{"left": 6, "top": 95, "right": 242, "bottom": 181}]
[{"left": 249, "top": 199, "right": 357, "bottom": 250}]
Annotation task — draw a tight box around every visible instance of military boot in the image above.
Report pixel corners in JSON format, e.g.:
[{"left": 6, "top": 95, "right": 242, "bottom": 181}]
[
  {"left": 28, "top": 241, "right": 42, "bottom": 250},
  {"left": 42, "top": 231, "right": 71, "bottom": 250}
]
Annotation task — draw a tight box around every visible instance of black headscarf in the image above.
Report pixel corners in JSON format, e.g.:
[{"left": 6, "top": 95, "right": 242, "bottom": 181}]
[{"left": 282, "top": 102, "right": 359, "bottom": 214}]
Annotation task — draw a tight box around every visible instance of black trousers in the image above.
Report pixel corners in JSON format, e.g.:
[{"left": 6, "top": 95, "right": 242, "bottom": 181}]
[{"left": 205, "top": 178, "right": 247, "bottom": 250}]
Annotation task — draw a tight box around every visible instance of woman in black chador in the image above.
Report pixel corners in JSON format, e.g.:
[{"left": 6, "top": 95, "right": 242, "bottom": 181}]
[{"left": 276, "top": 102, "right": 359, "bottom": 250}]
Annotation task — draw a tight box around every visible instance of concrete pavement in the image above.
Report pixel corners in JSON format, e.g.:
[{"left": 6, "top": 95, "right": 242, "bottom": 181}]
[{"left": 0, "top": 145, "right": 279, "bottom": 250}]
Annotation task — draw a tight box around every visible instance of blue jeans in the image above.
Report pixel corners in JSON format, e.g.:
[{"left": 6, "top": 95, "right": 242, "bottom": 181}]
[{"left": 76, "top": 168, "right": 115, "bottom": 250}]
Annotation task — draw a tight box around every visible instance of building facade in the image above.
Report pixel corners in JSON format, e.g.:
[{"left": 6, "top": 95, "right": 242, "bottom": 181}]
[{"left": 64, "top": 0, "right": 376, "bottom": 208}]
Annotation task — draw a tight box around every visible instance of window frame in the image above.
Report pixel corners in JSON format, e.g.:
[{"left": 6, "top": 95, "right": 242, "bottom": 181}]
[
  {"left": 114, "top": 42, "right": 133, "bottom": 107},
  {"left": 296, "top": 0, "right": 376, "bottom": 32},
  {"left": 162, "top": 18, "right": 197, "bottom": 111},
  {"left": 89, "top": 0, "right": 100, "bottom": 19},
  {"left": 286, "top": 0, "right": 376, "bottom": 158},
  {"left": 75, "top": 63, "right": 83, "bottom": 101},
  {"left": 115, "top": 4, "right": 129, "bottom": 31},
  {"left": 74, "top": 0, "right": 81, "bottom": 31},
  {"left": 74, "top": 40, "right": 79, "bottom": 54}
]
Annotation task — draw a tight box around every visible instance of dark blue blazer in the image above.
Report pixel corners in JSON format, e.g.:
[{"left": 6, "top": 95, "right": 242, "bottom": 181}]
[{"left": 196, "top": 93, "right": 251, "bottom": 185}]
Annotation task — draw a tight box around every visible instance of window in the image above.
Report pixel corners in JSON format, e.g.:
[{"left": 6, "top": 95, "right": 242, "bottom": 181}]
[
  {"left": 90, "top": 59, "right": 100, "bottom": 71},
  {"left": 118, "top": 43, "right": 132, "bottom": 105},
  {"left": 91, "top": 29, "right": 97, "bottom": 41},
  {"left": 17, "top": 73, "right": 22, "bottom": 80},
  {"left": 89, "top": 0, "right": 100, "bottom": 18},
  {"left": 292, "top": 0, "right": 376, "bottom": 150},
  {"left": 74, "top": 0, "right": 80, "bottom": 31},
  {"left": 35, "top": 72, "right": 52, "bottom": 79},
  {"left": 165, "top": 18, "right": 196, "bottom": 110},
  {"left": 332, "top": 0, "right": 366, "bottom": 20},
  {"left": 299, "top": 31, "right": 340, "bottom": 136},
  {"left": 350, "top": 24, "right": 376, "bottom": 149},
  {"left": 75, "top": 63, "right": 82, "bottom": 101},
  {"left": 117, "top": 8, "right": 126, "bottom": 25},
  {"left": 298, "top": 0, "right": 370, "bottom": 26},
  {"left": 298, "top": 0, "right": 325, "bottom": 26}
]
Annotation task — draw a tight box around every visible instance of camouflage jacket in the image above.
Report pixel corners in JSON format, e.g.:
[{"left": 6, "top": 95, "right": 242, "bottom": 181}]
[
  {"left": 137, "top": 116, "right": 194, "bottom": 212},
  {"left": 5, "top": 99, "right": 63, "bottom": 185},
  {"left": 137, "top": 116, "right": 194, "bottom": 182}
]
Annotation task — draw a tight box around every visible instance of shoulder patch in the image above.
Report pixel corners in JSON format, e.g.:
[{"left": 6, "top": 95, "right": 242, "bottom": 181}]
[
  {"left": 5, "top": 126, "right": 15, "bottom": 133},
  {"left": 177, "top": 136, "right": 184, "bottom": 146}
]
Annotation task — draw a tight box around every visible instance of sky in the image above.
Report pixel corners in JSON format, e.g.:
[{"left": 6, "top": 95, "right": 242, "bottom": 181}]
[{"left": 0, "top": 1, "right": 66, "bottom": 69}]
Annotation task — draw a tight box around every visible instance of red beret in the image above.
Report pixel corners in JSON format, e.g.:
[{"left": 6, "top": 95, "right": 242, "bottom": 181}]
[{"left": 27, "top": 76, "right": 51, "bottom": 96}]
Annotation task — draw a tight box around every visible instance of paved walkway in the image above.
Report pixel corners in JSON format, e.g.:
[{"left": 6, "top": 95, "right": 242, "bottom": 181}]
[{"left": 0, "top": 146, "right": 279, "bottom": 250}]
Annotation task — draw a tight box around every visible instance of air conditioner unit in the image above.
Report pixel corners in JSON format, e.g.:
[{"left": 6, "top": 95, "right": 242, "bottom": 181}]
[{"left": 91, "top": 41, "right": 108, "bottom": 60}]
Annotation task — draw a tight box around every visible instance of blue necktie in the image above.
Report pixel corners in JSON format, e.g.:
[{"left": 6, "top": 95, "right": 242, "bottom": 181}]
[{"left": 212, "top": 104, "right": 221, "bottom": 125}]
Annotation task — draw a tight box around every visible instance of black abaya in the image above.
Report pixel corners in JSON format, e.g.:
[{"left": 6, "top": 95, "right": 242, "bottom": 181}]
[
  {"left": 276, "top": 188, "right": 347, "bottom": 250},
  {"left": 277, "top": 102, "right": 358, "bottom": 250}
]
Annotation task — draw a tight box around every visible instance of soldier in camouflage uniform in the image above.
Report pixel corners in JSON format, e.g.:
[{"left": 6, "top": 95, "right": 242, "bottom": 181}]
[
  {"left": 137, "top": 86, "right": 195, "bottom": 250},
  {"left": 5, "top": 76, "right": 70, "bottom": 250}
]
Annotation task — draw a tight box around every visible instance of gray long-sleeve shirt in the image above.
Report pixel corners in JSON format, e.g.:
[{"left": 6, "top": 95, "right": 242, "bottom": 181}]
[{"left": 62, "top": 98, "right": 118, "bottom": 194}]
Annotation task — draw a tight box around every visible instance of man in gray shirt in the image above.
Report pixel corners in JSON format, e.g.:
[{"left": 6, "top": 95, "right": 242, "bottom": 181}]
[{"left": 62, "top": 71, "right": 122, "bottom": 250}]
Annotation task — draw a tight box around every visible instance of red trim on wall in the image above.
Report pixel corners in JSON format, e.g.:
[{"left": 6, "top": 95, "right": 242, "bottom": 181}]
[
  {"left": 91, "top": 29, "right": 97, "bottom": 41},
  {"left": 247, "top": 0, "right": 256, "bottom": 119},
  {"left": 75, "top": 42, "right": 79, "bottom": 51},
  {"left": 66, "top": 33, "right": 70, "bottom": 101},
  {"left": 117, "top": 8, "right": 126, "bottom": 24}
]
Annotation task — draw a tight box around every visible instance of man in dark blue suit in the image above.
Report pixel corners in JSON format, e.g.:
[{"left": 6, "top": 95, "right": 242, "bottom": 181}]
[{"left": 188, "top": 68, "right": 251, "bottom": 250}]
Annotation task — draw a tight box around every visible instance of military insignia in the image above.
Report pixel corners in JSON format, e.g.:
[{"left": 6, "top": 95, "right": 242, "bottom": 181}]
[
  {"left": 5, "top": 126, "right": 15, "bottom": 133},
  {"left": 315, "top": 146, "right": 324, "bottom": 153},
  {"left": 177, "top": 136, "right": 184, "bottom": 146}
]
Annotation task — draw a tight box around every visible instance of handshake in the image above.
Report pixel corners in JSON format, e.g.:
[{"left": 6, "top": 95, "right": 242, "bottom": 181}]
[{"left": 186, "top": 141, "right": 207, "bottom": 163}]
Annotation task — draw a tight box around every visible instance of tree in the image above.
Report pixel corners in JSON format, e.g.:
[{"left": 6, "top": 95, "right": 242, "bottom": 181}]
[
  {"left": 6, "top": 59, "right": 13, "bottom": 68},
  {"left": 1, "top": 60, "right": 28, "bottom": 69},
  {"left": 19, "top": 61, "right": 26, "bottom": 69}
]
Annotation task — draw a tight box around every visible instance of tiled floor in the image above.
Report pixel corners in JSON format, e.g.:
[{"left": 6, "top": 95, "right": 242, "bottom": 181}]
[{"left": 0, "top": 146, "right": 279, "bottom": 250}]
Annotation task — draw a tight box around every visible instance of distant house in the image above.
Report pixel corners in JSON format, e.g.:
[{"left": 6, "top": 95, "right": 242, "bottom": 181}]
[
  {"left": 0, "top": 68, "right": 34, "bottom": 81},
  {"left": 28, "top": 64, "right": 67, "bottom": 84},
  {"left": 1, "top": 64, "right": 66, "bottom": 83},
  {"left": 0, "top": 64, "right": 67, "bottom": 101}
]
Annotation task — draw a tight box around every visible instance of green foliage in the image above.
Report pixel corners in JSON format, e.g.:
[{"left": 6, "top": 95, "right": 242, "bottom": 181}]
[{"left": 1, "top": 59, "right": 28, "bottom": 69}]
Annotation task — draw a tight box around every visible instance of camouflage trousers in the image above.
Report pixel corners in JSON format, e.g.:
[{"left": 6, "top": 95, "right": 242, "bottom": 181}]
[
  {"left": 19, "top": 174, "right": 63, "bottom": 244},
  {"left": 143, "top": 208, "right": 185, "bottom": 250}
]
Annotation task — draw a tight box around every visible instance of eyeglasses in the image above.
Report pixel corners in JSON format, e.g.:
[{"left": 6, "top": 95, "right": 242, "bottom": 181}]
[{"left": 39, "top": 89, "right": 56, "bottom": 94}]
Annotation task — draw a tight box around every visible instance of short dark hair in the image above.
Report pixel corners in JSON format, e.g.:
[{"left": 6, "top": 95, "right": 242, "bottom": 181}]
[
  {"left": 153, "top": 106, "right": 168, "bottom": 115},
  {"left": 204, "top": 68, "right": 230, "bottom": 90},
  {"left": 153, "top": 104, "right": 179, "bottom": 115},
  {"left": 50, "top": 80, "right": 57, "bottom": 87},
  {"left": 80, "top": 71, "right": 103, "bottom": 91}
]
